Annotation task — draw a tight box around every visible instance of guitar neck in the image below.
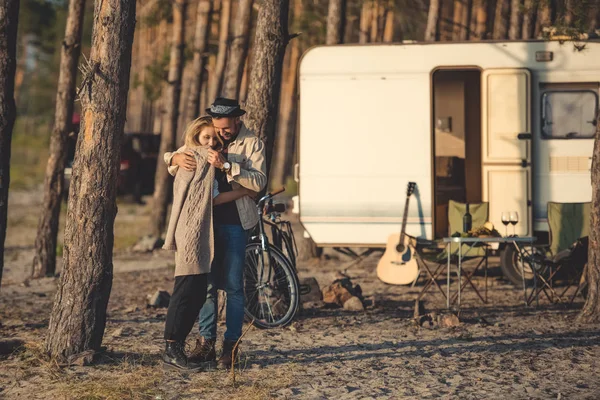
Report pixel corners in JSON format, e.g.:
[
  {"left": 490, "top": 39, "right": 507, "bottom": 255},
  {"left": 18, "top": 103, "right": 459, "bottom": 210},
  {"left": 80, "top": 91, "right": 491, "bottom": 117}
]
[{"left": 398, "top": 195, "right": 410, "bottom": 244}]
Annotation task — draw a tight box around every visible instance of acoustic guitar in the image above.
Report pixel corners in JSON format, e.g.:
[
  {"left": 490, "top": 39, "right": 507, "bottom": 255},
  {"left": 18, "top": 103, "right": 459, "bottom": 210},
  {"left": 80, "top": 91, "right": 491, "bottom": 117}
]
[{"left": 376, "top": 182, "right": 420, "bottom": 285}]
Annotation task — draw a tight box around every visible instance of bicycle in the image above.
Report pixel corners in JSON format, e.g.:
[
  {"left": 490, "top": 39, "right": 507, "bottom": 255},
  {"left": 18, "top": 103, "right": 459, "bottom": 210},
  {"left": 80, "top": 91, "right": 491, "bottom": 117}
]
[
  {"left": 244, "top": 188, "right": 300, "bottom": 329},
  {"left": 263, "top": 197, "right": 298, "bottom": 270}
]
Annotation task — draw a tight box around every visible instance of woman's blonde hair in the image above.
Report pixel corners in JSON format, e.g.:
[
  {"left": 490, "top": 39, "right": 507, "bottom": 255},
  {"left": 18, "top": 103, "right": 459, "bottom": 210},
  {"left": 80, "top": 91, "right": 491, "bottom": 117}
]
[{"left": 183, "top": 116, "right": 222, "bottom": 149}]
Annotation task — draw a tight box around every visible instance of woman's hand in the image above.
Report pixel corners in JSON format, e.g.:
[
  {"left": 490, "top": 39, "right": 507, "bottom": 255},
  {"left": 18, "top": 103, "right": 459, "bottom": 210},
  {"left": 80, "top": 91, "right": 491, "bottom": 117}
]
[{"left": 172, "top": 151, "right": 196, "bottom": 171}]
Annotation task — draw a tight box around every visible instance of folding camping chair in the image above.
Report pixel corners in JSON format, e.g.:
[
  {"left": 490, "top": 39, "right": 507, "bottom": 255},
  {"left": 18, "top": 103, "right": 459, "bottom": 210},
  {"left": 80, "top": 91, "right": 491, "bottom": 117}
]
[
  {"left": 415, "top": 200, "right": 489, "bottom": 305},
  {"left": 528, "top": 202, "right": 590, "bottom": 304}
]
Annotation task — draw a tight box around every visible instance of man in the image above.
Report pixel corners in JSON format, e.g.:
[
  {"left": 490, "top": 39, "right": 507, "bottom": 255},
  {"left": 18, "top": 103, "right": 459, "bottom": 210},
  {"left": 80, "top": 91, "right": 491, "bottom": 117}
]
[{"left": 167, "top": 98, "right": 267, "bottom": 369}]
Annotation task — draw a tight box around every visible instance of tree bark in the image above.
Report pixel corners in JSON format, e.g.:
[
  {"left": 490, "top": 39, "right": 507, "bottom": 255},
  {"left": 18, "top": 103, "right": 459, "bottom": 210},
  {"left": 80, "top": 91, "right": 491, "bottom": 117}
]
[
  {"left": 326, "top": 0, "right": 346, "bottom": 45},
  {"left": 222, "top": 0, "right": 253, "bottom": 98},
  {"left": 359, "top": 0, "right": 372, "bottom": 43},
  {"left": 209, "top": 0, "right": 231, "bottom": 102},
  {"left": 563, "top": 0, "right": 572, "bottom": 27},
  {"left": 460, "top": 0, "right": 470, "bottom": 39},
  {"left": 452, "top": 0, "right": 464, "bottom": 40},
  {"left": 271, "top": 0, "right": 301, "bottom": 189},
  {"left": 382, "top": 6, "right": 394, "bottom": 42},
  {"left": 44, "top": 0, "right": 136, "bottom": 359},
  {"left": 370, "top": 0, "right": 381, "bottom": 42},
  {"left": 521, "top": 0, "right": 537, "bottom": 39},
  {"left": 0, "top": 0, "right": 19, "bottom": 291},
  {"left": 32, "top": 0, "right": 86, "bottom": 279},
  {"left": 151, "top": 0, "right": 187, "bottom": 238},
  {"left": 244, "top": 0, "right": 289, "bottom": 180},
  {"left": 424, "top": 0, "right": 441, "bottom": 41},
  {"left": 579, "top": 122, "right": 600, "bottom": 323},
  {"left": 184, "top": 0, "right": 213, "bottom": 125},
  {"left": 508, "top": 0, "right": 522, "bottom": 39},
  {"left": 534, "top": 0, "right": 551, "bottom": 38},
  {"left": 239, "top": 53, "right": 250, "bottom": 104},
  {"left": 493, "top": 0, "right": 510, "bottom": 39},
  {"left": 439, "top": 0, "right": 455, "bottom": 40},
  {"left": 472, "top": 0, "right": 487, "bottom": 39}
]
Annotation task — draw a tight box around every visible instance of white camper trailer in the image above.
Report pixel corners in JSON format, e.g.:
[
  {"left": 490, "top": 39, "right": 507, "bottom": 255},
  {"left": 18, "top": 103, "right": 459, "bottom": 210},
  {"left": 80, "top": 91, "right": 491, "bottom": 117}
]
[{"left": 292, "top": 40, "right": 598, "bottom": 283}]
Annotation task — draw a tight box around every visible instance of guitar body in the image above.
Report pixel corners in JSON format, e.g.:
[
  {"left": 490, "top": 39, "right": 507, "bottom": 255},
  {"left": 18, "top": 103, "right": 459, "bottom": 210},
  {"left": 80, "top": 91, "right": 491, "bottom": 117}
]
[
  {"left": 376, "top": 181, "right": 419, "bottom": 285},
  {"left": 377, "top": 234, "right": 420, "bottom": 285}
]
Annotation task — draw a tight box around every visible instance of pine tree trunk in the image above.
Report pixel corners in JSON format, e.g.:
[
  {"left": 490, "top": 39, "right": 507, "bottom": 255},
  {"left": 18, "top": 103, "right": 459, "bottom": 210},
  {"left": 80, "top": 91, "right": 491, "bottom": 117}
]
[
  {"left": 209, "top": 0, "right": 231, "bottom": 102},
  {"left": 521, "top": 0, "right": 537, "bottom": 39},
  {"left": 326, "top": 0, "right": 346, "bottom": 45},
  {"left": 589, "top": 3, "right": 599, "bottom": 32},
  {"left": 382, "top": 7, "right": 394, "bottom": 42},
  {"left": 271, "top": 0, "right": 301, "bottom": 189},
  {"left": 563, "top": 0, "right": 572, "bottom": 26},
  {"left": 459, "top": 0, "right": 470, "bottom": 39},
  {"left": 471, "top": 0, "right": 487, "bottom": 39},
  {"left": 222, "top": 0, "right": 253, "bottom": 98},
  {"left": 493, "top": 0, "right": 510, "bottom": 39},
  {"left": 359, "top": 0, "right": 372, "bottom": 43},
  {"left": 425, "top": 0, "right": 441, "bottom": 41},
  {"left": 508, "top": 0, "right": 522, "bottom": 39},
  {"left": 534, "top": 0, "right": 551, "bottom": 38},
  {"left": 0, "top": 0, "right": 19, "bottom": 291},
  {"left": 151, "top": 0, "right": 187, "bottom": 238},
  {"left": 439, "top": 0, "right": 455, "bottom": 40},
  {"left": 452, "top": 0, "right": 464, "bottom": 40},
  {"left": 44, "top": 0, "right": 136, "bottom": 359},
  {"left": 32, "top": 0, "right": 86, "bottom": 279},
  {"left": 370, "top": 0, "right": 380, "bottom": 42},
  {"left": 184, "top": 0, "right": 213, "bottom": 124},
  {"left": 244, "top": 0, "right": 289, "bottom": 180},
  {"left": 239, "top": 53, "right": 250, "bottom": 104},
  {"left": 579, "top": 122, "right": 600, "bottom": 323}
]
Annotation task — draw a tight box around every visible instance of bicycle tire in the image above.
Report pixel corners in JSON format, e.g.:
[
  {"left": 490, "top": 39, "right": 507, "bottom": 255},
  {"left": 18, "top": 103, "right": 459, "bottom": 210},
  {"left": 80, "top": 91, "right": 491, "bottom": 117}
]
[{"left": 244, "top": 243, "right": 300, "bottom": 329}]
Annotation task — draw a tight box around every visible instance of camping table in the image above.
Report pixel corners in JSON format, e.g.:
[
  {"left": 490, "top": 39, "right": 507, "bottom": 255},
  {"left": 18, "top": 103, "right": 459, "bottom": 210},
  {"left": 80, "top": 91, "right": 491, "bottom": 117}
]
[{"left": 442, "top": 236, "right": 537, "bottom": 310}]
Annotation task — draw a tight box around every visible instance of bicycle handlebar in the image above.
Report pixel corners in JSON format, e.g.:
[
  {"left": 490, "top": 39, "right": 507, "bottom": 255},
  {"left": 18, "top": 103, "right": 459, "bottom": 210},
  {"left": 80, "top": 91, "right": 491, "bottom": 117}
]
[
  {"left": 269, "top": 187, "right": 285, "bottom": 196},
  {"left": 257, "top": 187, "right": 286, "bottom": 208}
]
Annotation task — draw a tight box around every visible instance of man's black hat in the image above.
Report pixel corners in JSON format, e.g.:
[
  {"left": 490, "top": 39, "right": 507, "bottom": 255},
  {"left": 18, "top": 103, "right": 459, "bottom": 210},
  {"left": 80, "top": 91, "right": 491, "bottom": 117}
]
[{"left": 206, "top": 97, "right": 246, "bottom": 117}]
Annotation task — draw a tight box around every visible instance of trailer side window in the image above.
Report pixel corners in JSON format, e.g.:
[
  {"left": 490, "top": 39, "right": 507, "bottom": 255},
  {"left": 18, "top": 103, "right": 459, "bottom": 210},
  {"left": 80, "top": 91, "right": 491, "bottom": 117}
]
[{"left": 541, "top": 90, "right": 598, "bottom": 139}]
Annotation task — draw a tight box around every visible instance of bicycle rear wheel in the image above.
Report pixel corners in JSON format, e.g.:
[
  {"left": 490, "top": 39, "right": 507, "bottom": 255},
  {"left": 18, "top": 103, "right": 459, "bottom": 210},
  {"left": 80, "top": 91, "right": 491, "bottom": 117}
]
[{"left": 244, "top": 243, "right": 299, "bottom": 329}]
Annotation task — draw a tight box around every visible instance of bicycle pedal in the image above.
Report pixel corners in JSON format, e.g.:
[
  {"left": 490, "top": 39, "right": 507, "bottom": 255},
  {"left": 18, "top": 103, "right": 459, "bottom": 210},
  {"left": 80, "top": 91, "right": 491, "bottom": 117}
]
[{"left": 299, "top": 284, "right": 311, "bottom": 295}]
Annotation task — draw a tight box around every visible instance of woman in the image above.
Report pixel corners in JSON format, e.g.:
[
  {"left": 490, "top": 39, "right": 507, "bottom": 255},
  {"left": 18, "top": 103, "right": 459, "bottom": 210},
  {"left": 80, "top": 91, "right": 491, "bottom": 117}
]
[{"left": 161, "top": 116, "right": 254, "bottom": 371}]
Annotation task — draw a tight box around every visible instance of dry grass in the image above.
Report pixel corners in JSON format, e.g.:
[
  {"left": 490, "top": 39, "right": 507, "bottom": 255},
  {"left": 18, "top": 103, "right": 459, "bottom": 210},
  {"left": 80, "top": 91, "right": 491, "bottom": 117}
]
[{"left": 54, "top": 365, "right": 163, "bottom": 400}]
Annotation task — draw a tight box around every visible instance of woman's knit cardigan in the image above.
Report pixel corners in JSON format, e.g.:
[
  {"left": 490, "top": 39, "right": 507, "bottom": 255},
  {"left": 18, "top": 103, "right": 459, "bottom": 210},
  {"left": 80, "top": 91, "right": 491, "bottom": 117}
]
[{"left": 162, "top": 147, "right": 215, "bottom": 276}]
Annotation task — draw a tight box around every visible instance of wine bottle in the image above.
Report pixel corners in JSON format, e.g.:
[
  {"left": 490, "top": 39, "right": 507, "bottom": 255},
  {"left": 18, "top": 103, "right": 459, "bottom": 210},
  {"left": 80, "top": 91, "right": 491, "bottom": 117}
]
[{"left": 463, "top": 203, "right": 472, "bottom": 233}]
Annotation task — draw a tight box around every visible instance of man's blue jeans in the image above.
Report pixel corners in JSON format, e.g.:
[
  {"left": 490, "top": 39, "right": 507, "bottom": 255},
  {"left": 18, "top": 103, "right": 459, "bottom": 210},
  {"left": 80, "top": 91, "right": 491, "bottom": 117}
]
[{"left": 198, "top": 224, "right": 248, "bottom": 341}]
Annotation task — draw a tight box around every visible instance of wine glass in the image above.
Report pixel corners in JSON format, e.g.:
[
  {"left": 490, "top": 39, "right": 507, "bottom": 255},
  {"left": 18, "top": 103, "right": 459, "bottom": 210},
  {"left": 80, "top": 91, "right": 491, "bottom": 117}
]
[
  {"left": 510, "top": 211, "right": 519, "bottom": 236},
  {"left": 501, "top": 212, "right": 510, "bottom": 237}
]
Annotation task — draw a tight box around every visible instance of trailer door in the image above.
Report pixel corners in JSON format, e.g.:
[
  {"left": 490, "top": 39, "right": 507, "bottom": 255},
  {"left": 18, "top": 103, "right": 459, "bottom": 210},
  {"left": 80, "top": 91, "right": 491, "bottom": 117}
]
[{"left": 481, "top": 68, "right": 532, "bottom": 235}]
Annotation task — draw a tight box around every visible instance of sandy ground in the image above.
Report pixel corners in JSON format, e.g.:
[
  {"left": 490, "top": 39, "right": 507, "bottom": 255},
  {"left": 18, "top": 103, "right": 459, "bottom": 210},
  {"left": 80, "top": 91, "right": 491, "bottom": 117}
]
[{"left": 1, "top": 190, "right": 600, "bottom": 399}]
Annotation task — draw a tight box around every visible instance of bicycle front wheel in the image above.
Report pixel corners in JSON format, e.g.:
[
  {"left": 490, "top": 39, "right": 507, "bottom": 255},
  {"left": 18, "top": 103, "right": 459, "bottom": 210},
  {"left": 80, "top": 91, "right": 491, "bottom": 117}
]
[{"left": 244, "top": 243, "right": 299, "bottom": 329}]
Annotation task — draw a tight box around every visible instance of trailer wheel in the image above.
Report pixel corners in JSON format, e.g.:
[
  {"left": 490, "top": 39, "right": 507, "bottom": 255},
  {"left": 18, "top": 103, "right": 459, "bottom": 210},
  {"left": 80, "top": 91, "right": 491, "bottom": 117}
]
[{"left": 500, "top": 245, "right": 534, "bottom": 286}]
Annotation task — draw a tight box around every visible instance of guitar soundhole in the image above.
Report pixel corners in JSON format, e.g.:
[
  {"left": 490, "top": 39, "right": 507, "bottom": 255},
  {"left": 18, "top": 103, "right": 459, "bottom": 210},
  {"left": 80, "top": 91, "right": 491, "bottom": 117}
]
[{"left": 396, "top": 244, "right": 405, "bottom": 253}]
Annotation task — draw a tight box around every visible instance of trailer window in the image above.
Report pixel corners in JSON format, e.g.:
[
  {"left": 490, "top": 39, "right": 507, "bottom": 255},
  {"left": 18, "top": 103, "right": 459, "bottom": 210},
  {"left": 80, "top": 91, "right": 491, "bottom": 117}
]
[{"left": 541, "top": 90, "right": 598, "bottom": 139}]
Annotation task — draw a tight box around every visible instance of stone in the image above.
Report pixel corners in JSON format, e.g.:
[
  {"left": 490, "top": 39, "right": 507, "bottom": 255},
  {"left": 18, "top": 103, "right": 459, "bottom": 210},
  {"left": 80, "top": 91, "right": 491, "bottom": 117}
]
[
  {"left": 133, "top": 235, "right": 163, "bottom": 252},
  {"left": 343, "top": 296, "right": 364, "bottom": 312},
  {"left": 147, "top": 290, "right": 170, "bottom": 308},
  {"left": 322, "top": 282, "right": 353, "bottom": 306},
  {"left": 299, "top": 277, "right": 322, "bottom": 303},
  {"left": 438, "top": 313, "right": 460, "bottom": 328}
]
